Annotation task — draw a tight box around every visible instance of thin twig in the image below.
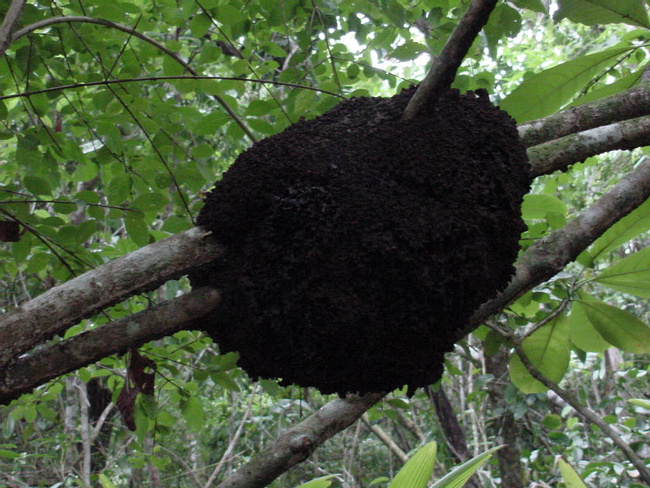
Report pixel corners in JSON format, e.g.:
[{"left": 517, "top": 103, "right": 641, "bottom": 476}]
[
  {"left": 11, "top": 15, "right": 258, "bottom": 143},
  {"left": 403, "top": 0, "right": 497, "bottom": 119},
  {"left": 512, "top": 340, "right": 650, "bottom": 484}
]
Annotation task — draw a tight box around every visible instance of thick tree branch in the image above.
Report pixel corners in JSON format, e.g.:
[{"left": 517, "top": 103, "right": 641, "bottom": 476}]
[
  {"left": 519, "top": 80, "right": 650, "bottom": 148},
  {"left": 462, "top": 157, "right": 650, "bottom": 340},
  {"left": 0, "top": 227, "right": 222, "bottom": 368},
  {"left": 216, "top": 393, "right": 384, "bottom": 488},
  {"left": 10, "top": 16, "right": 258, "bottom": 143},
  {"left": 0, "top": 287, "right": 220, "bottom": 405},
  {"left": 0, "top": 0, "right": 25, "bottom": 56},
  {"left": 528, "top": 116, "right": 650, "bottom": 177},
  {"left": 403, "top": 0, "right": 498, "bottom": 119}
]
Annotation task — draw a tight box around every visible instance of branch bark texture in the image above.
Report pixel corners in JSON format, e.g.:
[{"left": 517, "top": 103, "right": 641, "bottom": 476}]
[
  {"left": 528, "top": 115, "right": 650, "bottom": 177},
  {"left": 0, "top": 0, "right": 25, "bottom": 56},
  {"left": 464, "top": 157, "right": 650, "bottom": 339},
  {"left": 519, "top": 81, "right": 650, "bottom": 147},
  {"left": 216, "top": 393, "right": 384, "bottom": 488},
  {"left": 0, "top": 227, "right": 222, "bottom": 368},
  {"left": 403, "top": 0, "right": 497, "bottom": 119},
  {"left": 0, "top": 287, "right": 221, "bottom": 405}
]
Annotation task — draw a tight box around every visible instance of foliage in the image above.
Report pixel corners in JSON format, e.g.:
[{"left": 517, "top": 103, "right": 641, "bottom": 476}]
[{"left": 0, "top": 0, "right": 649, "bottom": 487}]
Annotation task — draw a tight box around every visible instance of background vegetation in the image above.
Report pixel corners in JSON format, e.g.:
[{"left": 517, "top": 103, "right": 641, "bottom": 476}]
[{"left": 0, "top": 0, "right": 648, "bottom": 487}]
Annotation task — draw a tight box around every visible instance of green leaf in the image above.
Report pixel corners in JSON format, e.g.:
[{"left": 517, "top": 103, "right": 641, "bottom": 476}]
[
  {"left": 509, "top": 314, "right": 571, "bottom": 393},
  {"left": 558, "top": 457, "right": 588, "bottom": 488},
  {"left": 578, "top": 299, "right": 650, "bottom": 353},
  {"left": 295, "top": 475, "right": 336, "bottom": 488},
  {"left": 521, "top": 194, "right": 567, "bottom": 221},
  {"left": 0, "top": 100, "right": 7, "bottom": 120},
  {"left": 190, "top": 14, "right": 212, "bottom": 38},
  {"left": 501, "top": 47, "right": 633, "bottom": 123},
  {"left": 584, "top": 198, "right": 650, "bottom": 263},
  {"left": 568, "top": 67, "right": 645, "bottom": 108},
  {"left": 99, "top": 473, "right": 117, "bottom": 488},
  {"left": 510, "top": 0, "right": 547, "bottom": 13},
  {"left": 23, "top": 175, "right": 52, "bottom": 197},
  {"left": 180, "top": 395, "right": 205, "bottom": 432},
  {"left": 125, "top": 214, "right": 150, "bottom": 247},
  {"left": 594, "top": 247, "right": 650, "bottom": 297},
  {"left": 388, "top": 41, "right": 427, "bottom": 61},
  {"left": 554, "top": 0, "right": 650, "bottom": 29},
  {"left": 567, "top": 298, "right": 610, "bottom": 352},
  {"left": 0, "top": 449, "right": 19, "bottom": 459},
  {"left": 131, "top": 192, "right": 169, "bottom": 213},
  {"left": 430, "top": 446, "right": 502, "bottom": 488},
  {"left": 628, "top": 398, "right": 650, "bottom": 410},
  {"left": 388, "top": 441, "right": 437, "bottom": 488}
]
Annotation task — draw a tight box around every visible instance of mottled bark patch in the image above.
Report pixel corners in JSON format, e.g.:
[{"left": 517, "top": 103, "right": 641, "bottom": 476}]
[{"left": 191, "top": 87, "right": 530, "bottom": 395}]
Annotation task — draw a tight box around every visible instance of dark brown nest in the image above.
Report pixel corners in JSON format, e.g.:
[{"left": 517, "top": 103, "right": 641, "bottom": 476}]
[{"left": 190, "top": 87, "right": 530, "bottom": 395}]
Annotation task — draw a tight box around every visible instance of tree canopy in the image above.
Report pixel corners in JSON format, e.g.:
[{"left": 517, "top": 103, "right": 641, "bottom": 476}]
[{"left": 0, "top": 0, "right": 649, "bottom": 487}]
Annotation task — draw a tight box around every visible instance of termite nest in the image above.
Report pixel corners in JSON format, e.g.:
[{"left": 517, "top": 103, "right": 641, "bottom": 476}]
[{"left": 190, "top": 86, "right": 530, "bottom": 395}]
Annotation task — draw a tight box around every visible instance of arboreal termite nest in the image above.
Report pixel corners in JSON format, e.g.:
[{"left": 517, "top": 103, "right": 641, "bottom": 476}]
[{"left": 190, "top": 87, "right": 530, "bottom": 395}]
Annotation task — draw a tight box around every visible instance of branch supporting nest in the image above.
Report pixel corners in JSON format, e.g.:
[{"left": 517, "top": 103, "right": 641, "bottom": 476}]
[{"left": 402, "top": 0, "right": 498, "bottom": 119}]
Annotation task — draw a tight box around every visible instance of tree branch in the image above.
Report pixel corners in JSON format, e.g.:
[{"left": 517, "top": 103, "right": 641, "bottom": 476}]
[
  {"left": 361, "top": 413, "right": 409, "bottom": 463},
  {"left": 10, "top": 16, "right": 258, "bottom": 143},
  {"left": 519, "top": 80, "right": 650, "bottom": 148},
  {"left": 403, "top": 0, "right": 498, "bottom": 119},
  {"left": 528, "top": 116, "right": 650, "bottom": 177},
  {"left": 0, "top": 227, "right": 223, "bottom": 368},
  {"left": 0, "top": 0, "right": 25, "bottom": 56},
  {"left": 215, "top": 393, "right": 384, "bottom": 488},
  {"left": 462, "top": 157, "right": 650, "bottom": 340},
  {"left": 0, "top": 287, "right": 221, "bottom": 405}
]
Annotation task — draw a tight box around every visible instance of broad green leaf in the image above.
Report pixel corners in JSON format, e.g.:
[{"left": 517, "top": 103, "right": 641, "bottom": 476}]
[
  {"left": 558, "top": 457, "right": 588, "bottom": 488},
  {"left": 180, "top": 395, "right": 205, "bottom": 432},
  {"left": 131, "top": 192, "right": 169, "bottom": 213},
  {"left": 23, "top": 175, "right": 52, "bottom": 197},
  {"left": 388, "top": 441, "right": 437, "bottom": 488},
  {"left": 584, "top": 198, "right": 650, "bottom": 263},
  {"left": 0, "top": 100, "right": 7, "bottom": 119},
  {"left": 509, "top": 314, "right": 571, "bottom": 393},
  {"left": 190, "top": 14, "right": 211, "bottom": 38},
  {"left": 501, "top": 47, "right": 633, "bottom": 123},
  {"left": 579, "top": 299, "right": 650, "bottom": 353},
  {"left": 431, "top": 446, "right": 502, "bottom": 488},
  {"left": 388, "top": 41, "right": 427, "bottom": 61},
  {"left": 125, "top": 214, "right": 150, "bottom": 247},
  {"left": 99, "top": 473, "right": 117, "bottom": 488},
  {"left": 554, "top": 0, "right": 650, "bottom": 29},
  {"left": 568, "top": 67, "right": 645, "bottom": 108},
  {"left": 295, "top": 475, "right": 336, "bottom": 488},
  {"left": 521, "top": 194, "right": 566, "bottom": 221},
  {"left": 567, "top": 299, "right": 610, "bottom": 352},
  {"left": 510, "top": 0, "right": 547, "bottom": 13},
  {"left": 595, "top": 247, "right": 650, "bottom": 297}
]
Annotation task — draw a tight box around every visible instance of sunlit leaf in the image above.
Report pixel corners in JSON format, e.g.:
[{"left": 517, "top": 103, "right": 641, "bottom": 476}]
[
  {"left": 595, "top": 247, "right": 650, "bottom": 297},
  {"left": 554, "top": 0, "right": 650, "bottom": 28},
  {"left": 579, "top": 299, "right": 650, "bottom": 353},
  {"left": 558, "top": 457, "right": 588, "bottom": 488},
  {"left": 509, "top": 314, "right": 571, "bottom": 393},
  {"left": 388, "top": 441, "right": 437, "bottom": 488},
  {"left": 501, "top": 47, "right": 633, "bottom": 122},
  {"left": 583, "top": 198, "right": 650, "bottom": 263},
  {"left": 295, "top": 475, "right": 337, "bottom": 488},
  {"left": 431, "top": 446, "right": 502, "bottom": 488},
  {"left": 567, "top": 298, "right": 610, "bottom": 352}
]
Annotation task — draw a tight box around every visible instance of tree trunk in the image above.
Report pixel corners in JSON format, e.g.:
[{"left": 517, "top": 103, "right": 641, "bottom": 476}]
[{"left": 485, "top": 346, "right": 523, "bottom": 488}]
